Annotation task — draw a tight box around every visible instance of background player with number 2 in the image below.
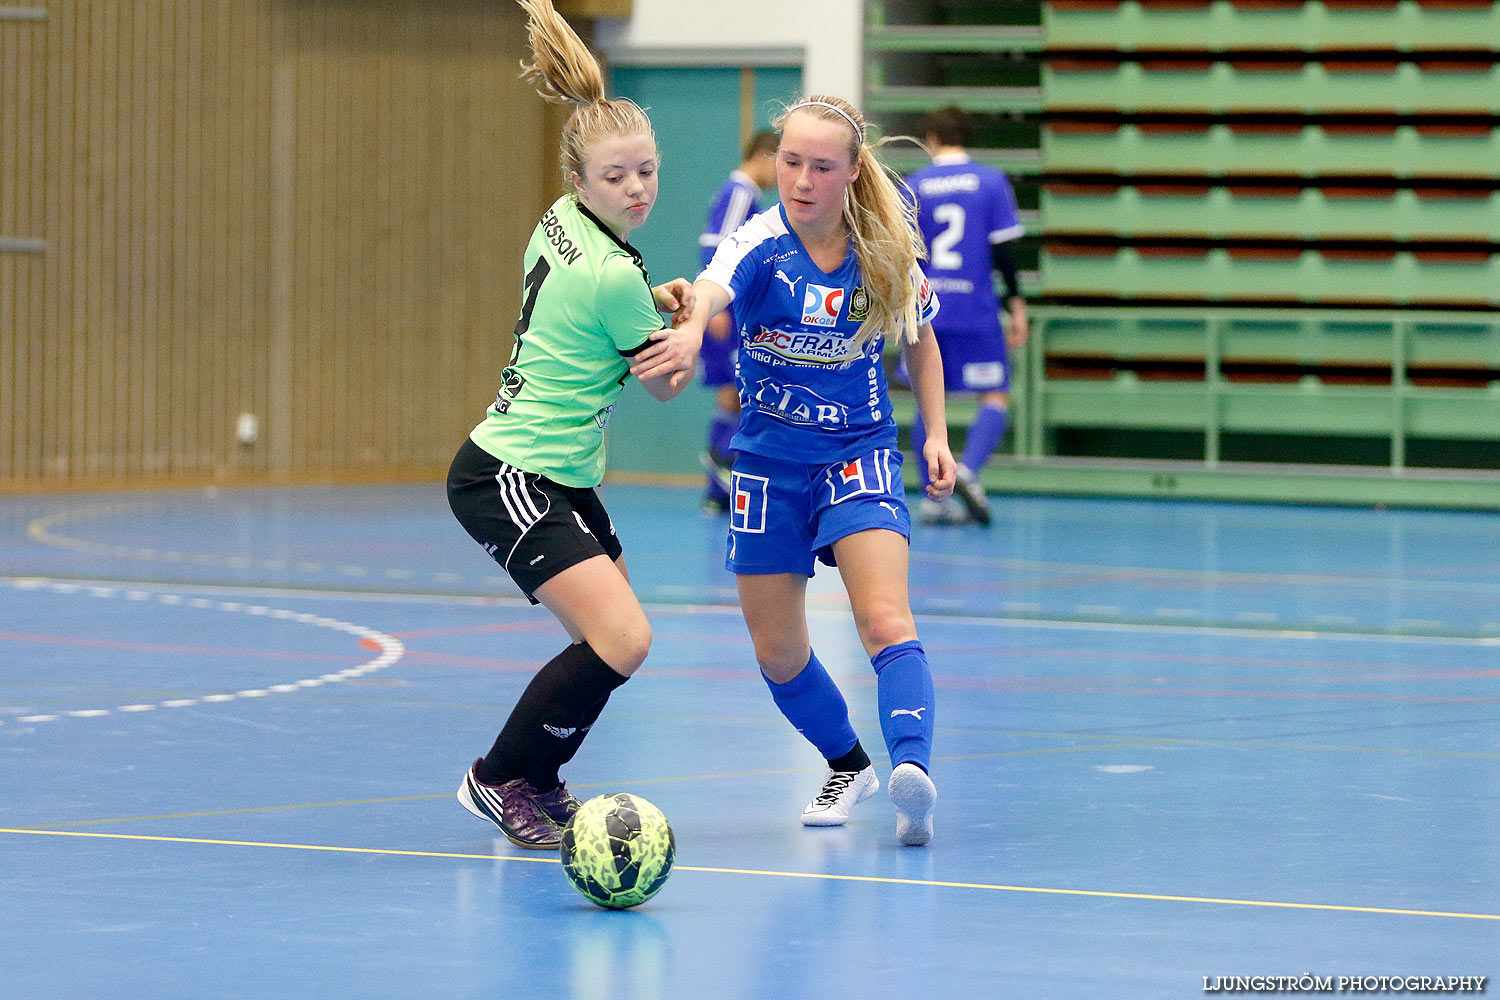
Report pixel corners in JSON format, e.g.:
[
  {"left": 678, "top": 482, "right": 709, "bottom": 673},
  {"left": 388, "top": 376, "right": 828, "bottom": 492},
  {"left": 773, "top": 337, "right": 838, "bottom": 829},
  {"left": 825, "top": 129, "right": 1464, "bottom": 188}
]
[
  {"left": 904, "top": 106, "right": 1028, "bottom": 527},
  {"left": 634, "top": 94, "right": 956, "bottom": 846}
]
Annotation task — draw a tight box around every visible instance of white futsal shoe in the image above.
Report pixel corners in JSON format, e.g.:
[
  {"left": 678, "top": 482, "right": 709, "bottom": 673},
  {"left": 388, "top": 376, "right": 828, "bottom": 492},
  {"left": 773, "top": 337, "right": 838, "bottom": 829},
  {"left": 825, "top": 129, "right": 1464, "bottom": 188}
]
[
  {"left": 917, "top": 497, "right": 968, "bottom": 526},
  {"left": 888, "top": 762, "right": 937, "bottom": 846},
  {"left": 801, "top": 765, "right": 879, "bottom": 826}
]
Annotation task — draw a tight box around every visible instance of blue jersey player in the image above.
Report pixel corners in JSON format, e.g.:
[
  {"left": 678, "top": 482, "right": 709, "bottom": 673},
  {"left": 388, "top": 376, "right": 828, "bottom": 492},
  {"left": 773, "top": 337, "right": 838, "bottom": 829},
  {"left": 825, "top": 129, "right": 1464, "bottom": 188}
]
[
  {"left": 904, "top": 106, "right": 1028, "bottom": 527},
  {"left": 635, "top": 95, "right": 956, "bottom": 847},
  {"left": 697, "top": 130, "right": 779, "bottom": 512}
]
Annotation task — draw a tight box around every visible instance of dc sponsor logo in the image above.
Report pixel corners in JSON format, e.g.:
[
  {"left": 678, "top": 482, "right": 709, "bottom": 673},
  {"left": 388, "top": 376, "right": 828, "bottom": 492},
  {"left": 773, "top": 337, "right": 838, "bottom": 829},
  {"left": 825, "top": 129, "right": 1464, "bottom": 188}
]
[
  {"left": 750, "top": 379, "right": 848, "bottom": 427},
  {"left": 801, "top": 283, "right": 845, "bottom": 328}
]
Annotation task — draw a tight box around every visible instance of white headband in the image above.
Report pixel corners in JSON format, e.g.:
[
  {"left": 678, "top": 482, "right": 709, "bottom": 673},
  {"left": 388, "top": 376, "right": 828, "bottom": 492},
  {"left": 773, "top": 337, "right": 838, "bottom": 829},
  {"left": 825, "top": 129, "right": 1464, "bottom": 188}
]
[{"left": 790, "top": 101, "right": 865, "bottom": 144}]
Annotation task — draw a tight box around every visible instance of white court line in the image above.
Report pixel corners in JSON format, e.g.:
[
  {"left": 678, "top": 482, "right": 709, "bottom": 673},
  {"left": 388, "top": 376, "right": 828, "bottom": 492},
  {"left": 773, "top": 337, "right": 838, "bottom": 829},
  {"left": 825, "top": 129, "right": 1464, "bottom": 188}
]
[{"left": 3, "top": 578, "right": 405, "bottom": 725}]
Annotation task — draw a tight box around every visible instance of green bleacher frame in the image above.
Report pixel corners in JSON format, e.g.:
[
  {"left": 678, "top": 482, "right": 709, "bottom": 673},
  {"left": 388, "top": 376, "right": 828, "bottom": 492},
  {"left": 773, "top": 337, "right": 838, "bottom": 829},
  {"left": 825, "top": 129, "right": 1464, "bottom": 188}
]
[
  {"left": 1041, "top": 248, "right": 1500, "bottom": 306},
  {"left": 1002, "top": 306, "right": 1500, "bottom": 508},
  {"left": 1044, "top": 0, "right": 1500, "bottom": 52},
  {"left": 1043, "top": 124, "right": 1500, "bottom": 178},
  {"left": 868, "top": 0, "right": 1500, "bottom": 509},
  {"left": 1045, "top": 63, "right": 1500, "bottom": 115},
  {"left": 1043, "top": 187, "right": 1500, "bottom": 241}
]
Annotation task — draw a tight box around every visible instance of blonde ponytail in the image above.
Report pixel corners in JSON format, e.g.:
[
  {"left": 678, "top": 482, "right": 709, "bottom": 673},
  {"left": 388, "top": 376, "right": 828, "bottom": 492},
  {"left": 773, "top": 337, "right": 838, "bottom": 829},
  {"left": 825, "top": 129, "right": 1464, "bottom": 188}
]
[
  {"left": 516, "top": 0, "right": 656, "bottom": 186},
  {"left": 776, "top": 95, "right": 926, "bottom": 353}
]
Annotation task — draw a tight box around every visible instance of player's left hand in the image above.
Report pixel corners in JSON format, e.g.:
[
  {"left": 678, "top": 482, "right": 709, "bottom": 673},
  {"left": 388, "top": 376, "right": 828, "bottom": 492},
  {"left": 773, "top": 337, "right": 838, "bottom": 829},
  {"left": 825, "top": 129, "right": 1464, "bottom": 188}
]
[
  {"left": 652, "top": 278, "right": 696, "bottom": 328},
  {"left": 924, "top": 440, "right": 957, "bottom": 500}
]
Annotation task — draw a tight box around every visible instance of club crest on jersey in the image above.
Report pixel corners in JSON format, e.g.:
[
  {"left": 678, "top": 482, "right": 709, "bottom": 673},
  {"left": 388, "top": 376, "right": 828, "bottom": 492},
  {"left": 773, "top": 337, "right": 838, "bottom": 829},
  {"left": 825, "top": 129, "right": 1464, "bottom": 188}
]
[
  {"left": 750, "top": 378, "right": 849, "bottom": 427},
  {"left": 802, "top": 284, "right": 845, "bottom": 328},
  {"left": 847, "top": 286, "right": 870, "bottom": 323},
  {"left": 493, "top": 367, "right": 526, "bottom": 414}
]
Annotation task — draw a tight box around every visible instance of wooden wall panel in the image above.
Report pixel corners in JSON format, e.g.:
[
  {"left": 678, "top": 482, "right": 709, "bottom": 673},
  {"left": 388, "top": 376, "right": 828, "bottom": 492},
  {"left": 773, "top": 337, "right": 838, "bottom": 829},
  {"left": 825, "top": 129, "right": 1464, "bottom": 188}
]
[
  {"left": 1, "top": 0, "right": 549, "bottom": 490},
  {"left": 275, "top": 0, "right": 542, "bottom": 478}
]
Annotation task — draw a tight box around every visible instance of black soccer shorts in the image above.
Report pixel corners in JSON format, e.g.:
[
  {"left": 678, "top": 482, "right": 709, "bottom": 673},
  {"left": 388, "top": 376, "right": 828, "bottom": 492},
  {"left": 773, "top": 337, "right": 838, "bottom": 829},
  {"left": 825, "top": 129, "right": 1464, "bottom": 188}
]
[{"left": 446, "top": 437, "right": 623, "bottom": 603}]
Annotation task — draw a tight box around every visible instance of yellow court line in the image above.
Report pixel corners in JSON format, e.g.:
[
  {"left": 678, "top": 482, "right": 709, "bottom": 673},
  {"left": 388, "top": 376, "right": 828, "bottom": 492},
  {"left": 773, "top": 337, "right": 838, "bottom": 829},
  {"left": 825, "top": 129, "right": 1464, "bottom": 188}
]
[{"left": 3, "top": 827, "right": 1497, "bottom": 922}]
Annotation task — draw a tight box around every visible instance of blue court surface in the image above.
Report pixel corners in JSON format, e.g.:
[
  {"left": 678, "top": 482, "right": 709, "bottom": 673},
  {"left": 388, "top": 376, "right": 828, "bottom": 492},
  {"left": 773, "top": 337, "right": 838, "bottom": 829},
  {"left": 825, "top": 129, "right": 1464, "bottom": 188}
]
[{"left": 2, "top": 482, "right": 1497, "bottom": 998}]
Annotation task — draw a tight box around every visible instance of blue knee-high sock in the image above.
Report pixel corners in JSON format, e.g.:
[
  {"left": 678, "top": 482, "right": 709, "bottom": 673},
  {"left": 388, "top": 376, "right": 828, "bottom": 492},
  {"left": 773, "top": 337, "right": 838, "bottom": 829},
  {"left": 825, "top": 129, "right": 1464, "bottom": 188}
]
[
  {"left": 961, "top": 403, "right": 1008, "bottom": 474},
  {"left": 872, "top": 640, "right": 935, "bottom": 771},
  {"left": 762, "top": 650, "right": 859, "bottom": 762},
  {"left": 909, "top": 410, "right": 930, "bottom": 491}
]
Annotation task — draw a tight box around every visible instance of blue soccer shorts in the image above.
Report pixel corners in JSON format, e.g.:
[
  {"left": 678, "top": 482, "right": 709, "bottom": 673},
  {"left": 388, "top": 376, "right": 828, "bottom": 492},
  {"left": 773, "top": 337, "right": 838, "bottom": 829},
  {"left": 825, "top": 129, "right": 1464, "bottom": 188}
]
[
  {"left": 895, "top": 332, "right": 1011, "bottom": 393},
  {"left": 935, "top": 332, "right": 1011, "bottom": 393},
  {"left": 725, "top": 448, "right": 911, "bottom": 577}
]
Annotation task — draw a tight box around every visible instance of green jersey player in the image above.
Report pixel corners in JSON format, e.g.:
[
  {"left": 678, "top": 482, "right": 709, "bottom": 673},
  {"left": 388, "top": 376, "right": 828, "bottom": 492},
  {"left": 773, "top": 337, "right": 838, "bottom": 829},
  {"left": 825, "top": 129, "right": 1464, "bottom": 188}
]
[{"left": 447, "top": 0, "right": 698, "bottom": 850}]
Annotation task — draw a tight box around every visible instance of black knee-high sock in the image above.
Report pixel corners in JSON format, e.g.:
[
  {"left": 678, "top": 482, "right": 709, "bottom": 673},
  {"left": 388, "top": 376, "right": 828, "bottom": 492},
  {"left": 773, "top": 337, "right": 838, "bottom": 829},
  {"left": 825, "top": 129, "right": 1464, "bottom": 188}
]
[
  {"left": 477, "top": 642, "right": 628, "bottom": 786},
  {"left": 524, "top": 691, "right": 611, "bottom": 791}
]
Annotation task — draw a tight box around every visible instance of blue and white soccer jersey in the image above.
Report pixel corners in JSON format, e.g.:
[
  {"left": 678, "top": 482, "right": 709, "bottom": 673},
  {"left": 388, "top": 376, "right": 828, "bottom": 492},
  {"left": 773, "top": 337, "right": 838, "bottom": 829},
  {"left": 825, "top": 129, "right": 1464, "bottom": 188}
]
[
  {"left": 905, "top": 153, "right": 1023, "bottom": 393},
  {"left": 699, "top": 203, "right": 938, "bottom": 575},
  {"left": 698, "top": 170, "right": 762, "bottom": 388}
]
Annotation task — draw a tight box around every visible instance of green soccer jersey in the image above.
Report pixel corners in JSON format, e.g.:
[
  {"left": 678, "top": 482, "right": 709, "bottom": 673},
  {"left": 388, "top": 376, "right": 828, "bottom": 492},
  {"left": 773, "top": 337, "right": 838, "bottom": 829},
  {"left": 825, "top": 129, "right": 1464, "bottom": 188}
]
[{"left": 469, "top": 196, "right": 663, "bottom": 487}]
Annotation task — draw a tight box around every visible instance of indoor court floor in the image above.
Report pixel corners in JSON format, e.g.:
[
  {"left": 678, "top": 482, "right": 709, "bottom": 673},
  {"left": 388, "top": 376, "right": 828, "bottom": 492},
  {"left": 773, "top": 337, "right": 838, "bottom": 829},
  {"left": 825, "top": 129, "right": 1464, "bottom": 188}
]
[{"left": 2, "top": 480, "right": 1497, "bottom": 997}]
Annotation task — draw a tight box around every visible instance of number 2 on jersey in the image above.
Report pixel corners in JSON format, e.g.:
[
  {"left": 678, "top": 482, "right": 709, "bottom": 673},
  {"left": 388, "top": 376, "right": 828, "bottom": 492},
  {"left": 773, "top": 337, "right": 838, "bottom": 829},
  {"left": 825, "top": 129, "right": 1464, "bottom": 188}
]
[{"left": 929, "top": 203, "right": 965, "bottom": 271}]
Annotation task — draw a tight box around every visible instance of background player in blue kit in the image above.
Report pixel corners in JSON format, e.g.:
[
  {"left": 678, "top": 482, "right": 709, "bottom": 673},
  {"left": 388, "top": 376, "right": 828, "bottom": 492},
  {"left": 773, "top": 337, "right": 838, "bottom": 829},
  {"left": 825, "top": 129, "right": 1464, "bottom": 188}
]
[
  {"left": 904, "top": 106, "right": 1028, "bottom": 527},
  {"left": 634, "top": 94, "right": 957, "bottom": 846},
  {"left": 698, "top": 130, "right": 779, "bottom": 512}
]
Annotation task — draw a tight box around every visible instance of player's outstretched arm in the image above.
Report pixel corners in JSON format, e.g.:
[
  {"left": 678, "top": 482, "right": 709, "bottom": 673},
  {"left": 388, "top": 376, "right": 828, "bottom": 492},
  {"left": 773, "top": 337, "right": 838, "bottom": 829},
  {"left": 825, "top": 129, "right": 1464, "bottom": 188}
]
[
  {"left": 903, "top": 323, "right": 957, "bottom": 499},
  {"left": 630, "top": 278, "right": 730, "bottom": 384}
]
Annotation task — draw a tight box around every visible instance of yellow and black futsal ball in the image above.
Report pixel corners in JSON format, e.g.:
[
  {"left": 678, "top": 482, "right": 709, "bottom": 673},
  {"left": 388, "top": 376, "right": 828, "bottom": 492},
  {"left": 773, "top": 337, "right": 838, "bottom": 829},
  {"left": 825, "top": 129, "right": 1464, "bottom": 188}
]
[{"left": 560, "top": 793, "right": 675, "bottom": 909}]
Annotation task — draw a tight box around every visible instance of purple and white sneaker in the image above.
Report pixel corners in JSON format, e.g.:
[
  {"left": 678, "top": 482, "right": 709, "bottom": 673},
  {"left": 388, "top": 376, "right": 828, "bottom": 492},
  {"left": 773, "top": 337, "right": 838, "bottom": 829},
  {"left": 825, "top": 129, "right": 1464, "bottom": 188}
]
[{"left": 457, "top": 759, "right": 562, "bottom": 850}]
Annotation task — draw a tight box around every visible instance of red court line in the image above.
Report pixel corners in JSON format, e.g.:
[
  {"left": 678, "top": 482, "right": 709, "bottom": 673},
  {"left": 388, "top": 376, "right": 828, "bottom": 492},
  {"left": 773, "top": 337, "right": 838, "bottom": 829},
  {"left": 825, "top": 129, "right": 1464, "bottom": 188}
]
[{"left": 385, "top": 620, "right": 559, "bottom": 641}]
